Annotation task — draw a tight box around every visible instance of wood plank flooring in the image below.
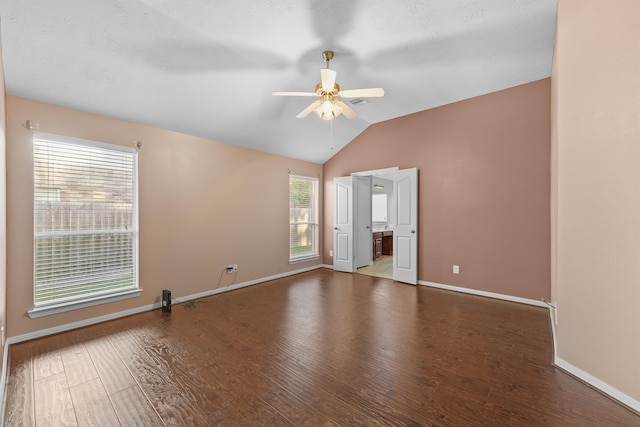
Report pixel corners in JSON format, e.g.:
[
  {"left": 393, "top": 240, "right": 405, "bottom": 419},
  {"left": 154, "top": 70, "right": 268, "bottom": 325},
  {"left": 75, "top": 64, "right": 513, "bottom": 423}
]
[{"left": 5, "top": 269, "right": 640, "bottom": 426}]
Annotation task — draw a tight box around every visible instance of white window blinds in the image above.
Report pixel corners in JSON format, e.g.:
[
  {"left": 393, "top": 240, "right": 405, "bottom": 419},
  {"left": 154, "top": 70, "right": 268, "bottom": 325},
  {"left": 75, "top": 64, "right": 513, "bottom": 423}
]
[
  {"left": 33, "top": 133, "right": 138, "bottom": 307},
  {"left": 289, "top": 175, "right": 318, "bottom": 261}
]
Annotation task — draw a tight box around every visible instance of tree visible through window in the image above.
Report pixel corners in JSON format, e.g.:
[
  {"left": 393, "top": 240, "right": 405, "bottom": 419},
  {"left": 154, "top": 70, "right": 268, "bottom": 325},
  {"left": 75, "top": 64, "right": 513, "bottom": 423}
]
[
  {"left": 33, "top": 133, "right": 138, "bottom": 308},
  {"left": 289, "top": 175, "right": 318, "bottom": 261}
]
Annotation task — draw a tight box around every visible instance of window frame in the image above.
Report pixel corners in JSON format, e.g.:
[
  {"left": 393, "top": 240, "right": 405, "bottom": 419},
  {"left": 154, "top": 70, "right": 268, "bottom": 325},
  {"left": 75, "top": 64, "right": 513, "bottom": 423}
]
[
  {"left": 28, "top": 133, "right": 141, "bottom": 318},
  {"left": 289, "top": 174, "right": 320, "bottom": 264}
]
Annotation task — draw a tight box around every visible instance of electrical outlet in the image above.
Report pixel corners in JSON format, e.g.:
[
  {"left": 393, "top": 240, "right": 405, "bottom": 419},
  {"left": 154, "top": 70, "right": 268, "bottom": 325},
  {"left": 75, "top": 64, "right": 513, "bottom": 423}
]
[
  {"left": 329, "top": 250, "right": 333, "bottom": 257},
  {"left": 226, "top": 265, "right": 234, "bottom": 273},
  {"left": 453, "top": 265, "right": 460, "bottom": 274},
  {"left": 232, "top": 264, "right": 238, "bottom": 272}
]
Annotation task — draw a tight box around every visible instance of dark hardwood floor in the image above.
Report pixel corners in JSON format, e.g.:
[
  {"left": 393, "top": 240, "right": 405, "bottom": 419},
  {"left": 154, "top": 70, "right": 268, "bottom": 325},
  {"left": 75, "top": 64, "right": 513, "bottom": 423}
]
[{"left": 5, "top": 269, "right": 640, "bottom": 426}]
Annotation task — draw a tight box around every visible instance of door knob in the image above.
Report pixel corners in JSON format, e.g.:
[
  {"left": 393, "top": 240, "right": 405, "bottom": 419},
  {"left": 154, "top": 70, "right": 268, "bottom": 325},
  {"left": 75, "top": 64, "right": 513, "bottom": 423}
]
[
  {"left": 334, "top": 227, "right": 338, "bottom": 230},
  {"left": 411, "top": 230, "right": 416, "bottom": 234},
  {"left": 366, "top": 226, "right": 371, "bottom": 229}
]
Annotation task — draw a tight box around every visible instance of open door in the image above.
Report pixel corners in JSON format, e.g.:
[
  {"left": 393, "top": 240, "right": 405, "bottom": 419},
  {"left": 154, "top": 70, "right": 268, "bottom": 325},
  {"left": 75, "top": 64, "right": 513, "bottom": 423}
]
[
  {"left": 393, "top": 168, "right": 418, "bottom": 285},
  {"left": 354, "top": 176, "right": 372, "bottom": 268},
  {"left": 333, "top": 176, "right": 354, "bottom": 272}
]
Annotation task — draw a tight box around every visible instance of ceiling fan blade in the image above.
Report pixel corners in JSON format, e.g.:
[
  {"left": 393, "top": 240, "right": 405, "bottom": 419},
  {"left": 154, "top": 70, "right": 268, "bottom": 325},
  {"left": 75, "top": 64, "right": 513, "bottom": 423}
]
[
  {"left": 272, "top": 91, "right": 317, "bottom": 97},
  {"left": 339, "top": 88, "right": 385, "bottom": 98},
  {"left": 336, "top": 101, "right": 357, "bottom": 119},
  {"left": 320, "top": 68, "right": 337, "bottom": 92},
  {"left": 296, "top": 100, "right": 322, "bottom": 118}
]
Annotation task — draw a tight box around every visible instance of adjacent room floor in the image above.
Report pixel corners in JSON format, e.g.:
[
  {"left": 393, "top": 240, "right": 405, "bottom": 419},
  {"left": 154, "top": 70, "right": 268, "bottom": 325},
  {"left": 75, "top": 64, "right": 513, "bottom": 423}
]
[
  {"left": 4, "top": 269, "right": 639, "bottom": 426},
  {"left": 357, "top": 255, "right": 393, "bottom": 280}
]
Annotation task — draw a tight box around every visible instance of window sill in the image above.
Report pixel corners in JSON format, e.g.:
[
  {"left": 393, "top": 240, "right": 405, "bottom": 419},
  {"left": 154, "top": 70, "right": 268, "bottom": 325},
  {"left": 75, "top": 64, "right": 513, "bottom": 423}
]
[
  {"left": 289, "top": 255, "right": 320, "bottom": 265},
  {"left": 28, "top": 289, "right": 143, "bottom": 319}
]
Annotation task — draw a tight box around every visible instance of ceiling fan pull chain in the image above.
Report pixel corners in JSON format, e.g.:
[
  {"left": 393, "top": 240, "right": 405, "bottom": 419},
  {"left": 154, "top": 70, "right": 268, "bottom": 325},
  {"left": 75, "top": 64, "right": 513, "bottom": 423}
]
[{"left": 329, "top": 116, "right": 334, "bottom": 151}]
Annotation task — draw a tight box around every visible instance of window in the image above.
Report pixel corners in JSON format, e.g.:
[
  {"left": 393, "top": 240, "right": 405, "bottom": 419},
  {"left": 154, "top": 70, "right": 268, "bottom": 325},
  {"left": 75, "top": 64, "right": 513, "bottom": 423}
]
[
  {"left": 30, "top": 133, "right": 139, "bottom": 317},
  {"left": 289, "top": 175, "right": 319, "bottom": 262}
]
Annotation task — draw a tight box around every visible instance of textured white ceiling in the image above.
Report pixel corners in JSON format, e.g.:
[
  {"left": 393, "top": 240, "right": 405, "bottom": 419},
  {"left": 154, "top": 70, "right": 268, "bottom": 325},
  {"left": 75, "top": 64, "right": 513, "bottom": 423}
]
[{"left": 0, "top": 0, "right": 557, "bottom": 164}]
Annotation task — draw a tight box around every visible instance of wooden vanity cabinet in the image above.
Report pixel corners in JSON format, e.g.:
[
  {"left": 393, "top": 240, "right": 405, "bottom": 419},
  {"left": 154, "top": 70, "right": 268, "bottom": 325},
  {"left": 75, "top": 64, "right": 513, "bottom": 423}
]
[
  {"left": 373, "top": 232, "right": 383, "bottom": 260},
  {"left": 382, "top": 231, "right": 393, "bottom": 256},
  {"left": 373, "top": 231, "right": 392, "bottom": 260}
]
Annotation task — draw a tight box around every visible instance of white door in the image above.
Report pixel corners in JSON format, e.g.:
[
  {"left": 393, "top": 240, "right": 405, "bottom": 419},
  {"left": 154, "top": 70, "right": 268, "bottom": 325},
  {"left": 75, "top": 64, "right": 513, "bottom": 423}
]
[
  {"left": 333, "top": 176, "right": 354, "bottom": 272},
  {"left": 393, "top": 168, "right": 418, "bottom": 284},
  {"left": 355, "top": 176, "right": 372, "bottom": 268}
]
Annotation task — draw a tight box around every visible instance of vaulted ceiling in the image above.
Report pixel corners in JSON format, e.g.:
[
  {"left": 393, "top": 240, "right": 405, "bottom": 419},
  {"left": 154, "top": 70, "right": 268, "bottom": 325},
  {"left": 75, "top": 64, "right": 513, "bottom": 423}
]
[{"left": 0, "top": 0, "right": 557, "bottom": 164}]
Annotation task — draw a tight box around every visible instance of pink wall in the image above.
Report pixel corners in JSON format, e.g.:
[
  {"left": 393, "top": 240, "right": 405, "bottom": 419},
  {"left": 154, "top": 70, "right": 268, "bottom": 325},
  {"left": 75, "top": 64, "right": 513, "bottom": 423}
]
[
  {"left": 552, "top": 0, "right": 640, "bottom": 402},
  {"left": 323, "top": 79, "right": 551, "bottom": 301},
  {"left": 0, "top": 28, "right": 7, "bottom": 370},
  {"left": 6, "top": 96, "right": 322, "bottom": 338}
]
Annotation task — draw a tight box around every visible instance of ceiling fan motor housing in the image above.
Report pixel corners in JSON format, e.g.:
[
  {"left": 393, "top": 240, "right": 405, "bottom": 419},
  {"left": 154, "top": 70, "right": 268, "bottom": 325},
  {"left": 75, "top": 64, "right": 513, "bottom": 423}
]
[
  {"left": 314, "top": 82, "right": 340, "bottom": 94},
  {"left": 322, "top": 50, "right": 334, "bottom": 64}
]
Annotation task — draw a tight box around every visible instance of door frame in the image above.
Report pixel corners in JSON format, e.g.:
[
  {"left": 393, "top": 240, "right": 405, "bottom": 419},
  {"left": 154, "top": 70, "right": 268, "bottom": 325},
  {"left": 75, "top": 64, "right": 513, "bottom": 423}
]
[
  {"left": 333, "top": 176, "right": 354, "bottom": 273},
  {"left": 333, "top": 167, "right": 418, "bottom": 284}
]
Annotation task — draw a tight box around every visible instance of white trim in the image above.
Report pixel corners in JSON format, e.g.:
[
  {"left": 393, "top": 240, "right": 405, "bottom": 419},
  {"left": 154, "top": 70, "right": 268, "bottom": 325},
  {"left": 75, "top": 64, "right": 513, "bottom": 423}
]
[
  {"left": 28, "top": 289, "right": 143, "bottom": 318},
  {"left": 32, "top": 133, "right": 139, "bottom": 317},
  {"left": 4, "top": 267, "right": 638, "bottom": 419},
  {"left": 289, "top": 175, "right": 319, "bottom": 266},
  {"left": 351, "top": 167, "right": 399, "bottom": 176},
  {"left": 418, "top": 280, "right": 547, "bottom": 307},
  {"left": 173, "top": 263, "right": 327, "bottom": 301},
  {"left": 548, "top": 305, "right": 557, "bottom": 360},
  {"left": 289, "top": 174, "right": 317, "bottom": 181},
  {"left": 33, "top": 132, "right": 137, "bottom": 153},
  {"left": 0, "top": 338, "right": 9, "bottom": 425},
  {"left": 7, "top": 264, "right": 327, "bottom": 345},
  {"left": 0, "top": 264, "right": 306, "bottom": 424},
  {"left": 419, "top": 279, "right": 640, "bottom": 414},
  {"left": 0, "top": 263, "right": 322, "bottom": 423},
  {"left": 554, "top": 357, "right": 640, "bottom": 414},
  {"left": 289, "top": 255, "right": 320, "bottom": 265},
  {"left": 13, "top": 300, "right": 154, "bottom": 344}
]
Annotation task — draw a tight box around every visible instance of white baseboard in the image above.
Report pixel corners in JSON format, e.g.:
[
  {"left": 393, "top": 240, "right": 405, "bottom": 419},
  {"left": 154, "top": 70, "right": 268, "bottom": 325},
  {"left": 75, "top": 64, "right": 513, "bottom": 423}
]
[
  {"left": 554, "top": 357, "right": 640, "bottom": 414},
  {"left": 4, "top": 268, "right": 637, "bottom": 420},
  {"left": 0, "top": 263, "right": 328, "bottom": 423},
  {"left": 546, "top": 302, "right": 638, "bottom": 414},
  {"left": 548, "top": 305, "right": 557, "bottom": 360},
  {"left": 6, "top": 263, "right": 326, "bottom": 345},
  {"left": 171, "top": 264, "right": 329, "bottom": 305},
  {"left": 6, "top": 302, "right": 160, "bottom": 346},
  {"left": 418, "top": 280, "right": 548, "bottom": 307},
  {"left": 421, "top": 280, "right": 640, "bottom": 414},
  {"left": 0, "top": 339, "right": 8, "bottom": 425}
]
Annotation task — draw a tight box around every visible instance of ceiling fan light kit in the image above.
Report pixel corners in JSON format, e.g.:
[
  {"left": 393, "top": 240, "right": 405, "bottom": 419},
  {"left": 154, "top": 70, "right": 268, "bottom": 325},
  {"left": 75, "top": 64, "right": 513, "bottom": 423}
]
[
  {"left": 315, "top": 96, "right": 344, "bottom": 120},
  {"left": 273, "top": 51, "right": 384, "bottom": 121}
]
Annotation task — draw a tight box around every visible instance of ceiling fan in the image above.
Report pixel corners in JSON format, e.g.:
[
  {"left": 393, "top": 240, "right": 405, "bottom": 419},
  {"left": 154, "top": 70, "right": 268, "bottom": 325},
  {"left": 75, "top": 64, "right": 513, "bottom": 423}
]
[{"left": 273, "top": 51, "right": 384, "bottom": 120}]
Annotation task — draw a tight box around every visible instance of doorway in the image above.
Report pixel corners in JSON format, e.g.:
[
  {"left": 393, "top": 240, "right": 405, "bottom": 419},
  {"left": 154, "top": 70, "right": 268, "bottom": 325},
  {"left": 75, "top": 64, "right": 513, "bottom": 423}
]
[
  {"left": 333, "top": 167, "right": 418, "bottom": 284},
  {"left": 356, "top": 174, "right": 394, "bottom": 279}
]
